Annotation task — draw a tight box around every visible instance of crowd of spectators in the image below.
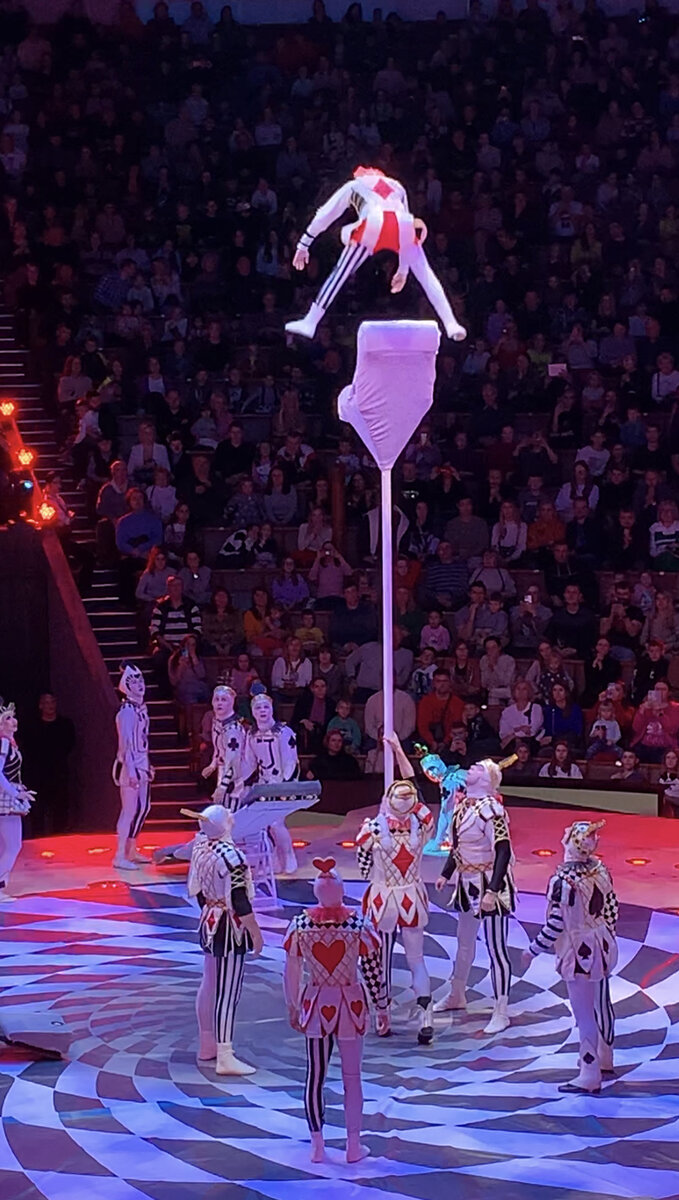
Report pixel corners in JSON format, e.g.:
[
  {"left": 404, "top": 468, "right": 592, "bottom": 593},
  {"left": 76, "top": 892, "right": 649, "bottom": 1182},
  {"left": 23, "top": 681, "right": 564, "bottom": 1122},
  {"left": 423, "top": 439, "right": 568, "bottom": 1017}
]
[{"left": 5, "top": 0, "right": 679, "bottom": 806}]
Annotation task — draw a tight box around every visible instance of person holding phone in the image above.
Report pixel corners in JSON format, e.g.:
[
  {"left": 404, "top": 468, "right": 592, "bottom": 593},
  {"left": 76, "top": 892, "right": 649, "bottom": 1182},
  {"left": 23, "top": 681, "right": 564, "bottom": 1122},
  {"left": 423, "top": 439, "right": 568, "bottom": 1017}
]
[{"left": 631, "top": 680, "right": 679, "bottom": 762}]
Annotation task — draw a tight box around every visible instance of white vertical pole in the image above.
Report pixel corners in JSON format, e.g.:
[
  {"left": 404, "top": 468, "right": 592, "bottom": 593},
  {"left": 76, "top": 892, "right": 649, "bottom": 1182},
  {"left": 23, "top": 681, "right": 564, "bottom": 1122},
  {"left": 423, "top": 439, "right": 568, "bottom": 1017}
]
[{"left": 380, "top": 467, "right": 394, "bottom": 788}]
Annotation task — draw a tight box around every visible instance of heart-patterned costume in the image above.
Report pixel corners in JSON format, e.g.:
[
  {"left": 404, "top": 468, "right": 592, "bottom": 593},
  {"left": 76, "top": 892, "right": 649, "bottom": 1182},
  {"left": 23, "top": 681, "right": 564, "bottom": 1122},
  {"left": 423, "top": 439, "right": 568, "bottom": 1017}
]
[{"left": 283, "top": 909, "right": 383, "bottom": 1039}]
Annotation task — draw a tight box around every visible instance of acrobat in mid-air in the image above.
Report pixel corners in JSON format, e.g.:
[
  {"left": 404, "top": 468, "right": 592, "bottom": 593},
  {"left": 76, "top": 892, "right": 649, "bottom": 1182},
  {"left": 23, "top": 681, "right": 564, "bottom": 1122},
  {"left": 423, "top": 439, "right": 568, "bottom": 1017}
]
[{"left": 286, "top": 166, "right": 467, "bottom": 343}]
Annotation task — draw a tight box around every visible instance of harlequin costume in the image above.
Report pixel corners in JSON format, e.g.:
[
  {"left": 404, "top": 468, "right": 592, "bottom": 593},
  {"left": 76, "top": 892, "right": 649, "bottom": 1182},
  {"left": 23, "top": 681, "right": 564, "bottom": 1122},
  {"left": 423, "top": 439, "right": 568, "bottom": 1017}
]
[
  {"left": 356, "top": 777, "right": 435, "bottom": 1043},
  {"left": 112, "top": 662, "right": 153, "bottom": 870},
  {"left": 438, "top": 757, "right": 515, "bottom": 1033},
  {"left": 283, "top": 857, "right": 384, "bottom": 1163},
  {"left": 529, "top": 819, "right": 618, "bottom": 1093},
  {"left": 0, "top": 698, "right": 33, "bottom": 896},
  {"left": 286, "top": 167, "right": 467, "bottom": 342},
  {"left": 185, "top": 804, "right": 263, "bottom": 1076}
]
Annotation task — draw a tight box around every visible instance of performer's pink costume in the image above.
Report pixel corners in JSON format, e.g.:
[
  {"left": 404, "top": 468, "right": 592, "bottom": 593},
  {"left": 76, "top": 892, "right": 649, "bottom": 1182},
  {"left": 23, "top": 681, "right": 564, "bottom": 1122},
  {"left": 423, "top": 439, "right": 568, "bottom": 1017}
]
[
  {"left": 243, "top": 692, "right": 299, "bottom": 875},
  {"left": 112, "top": 663, "right": 154, "bottom": 870},
  {"left": 0, "top": 699, "right": 33, "bottom": 896},
  {"left": 528, "top": 819, "right": 618, "bottom": 1093},
  {"left": 286, "top": 167, "right": 466, "bottom": 342},
  {"left": 436, "top": 758, "right": 515, "bottom": 1034},
  {"left": 283, "top": 856, "right": 384, "bottom": 1163},
  {"left": 184, "top": 803, "right": 263, "bottom": 1076},
  {"left": 356, "top": 775, "right": 435, "bottom": 1043}
]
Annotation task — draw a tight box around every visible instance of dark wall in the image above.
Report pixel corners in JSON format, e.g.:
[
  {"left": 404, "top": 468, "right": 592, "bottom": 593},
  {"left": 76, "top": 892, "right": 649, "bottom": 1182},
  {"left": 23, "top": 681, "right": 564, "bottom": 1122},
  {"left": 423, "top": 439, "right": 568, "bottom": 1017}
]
[{"left": 0, "top": 524, "right": 50, "bottom": 718}]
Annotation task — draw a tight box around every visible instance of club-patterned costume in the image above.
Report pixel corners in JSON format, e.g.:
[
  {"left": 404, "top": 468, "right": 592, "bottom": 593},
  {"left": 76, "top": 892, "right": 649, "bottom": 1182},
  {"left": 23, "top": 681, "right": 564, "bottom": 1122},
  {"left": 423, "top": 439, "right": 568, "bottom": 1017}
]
[
  {"left": 210, "top": 712, "right": 249, "bottom": 811},
  {"left": 244, "top": 692, "right": 300, "bottom": 874},
  {"left": 529, "top": 819, "right": 618, "bottom": 1092}
]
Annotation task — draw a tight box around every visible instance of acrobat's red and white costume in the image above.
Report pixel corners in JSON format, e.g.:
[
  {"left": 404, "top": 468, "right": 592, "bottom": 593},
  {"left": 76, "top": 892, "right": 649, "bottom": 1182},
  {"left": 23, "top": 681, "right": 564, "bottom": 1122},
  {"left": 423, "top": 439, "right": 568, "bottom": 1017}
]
[
  {"left": 284, "top": 857, "right": 384, "bottom": 1164},
  {"left": 286, "top": 167, "right": 466, "bottom": 342},
  {"left": 356, "top": 778, "right": 435, "bottom": 1043},
  {"left": 112, "top": 663, "right": 154, "bottom": 871}
]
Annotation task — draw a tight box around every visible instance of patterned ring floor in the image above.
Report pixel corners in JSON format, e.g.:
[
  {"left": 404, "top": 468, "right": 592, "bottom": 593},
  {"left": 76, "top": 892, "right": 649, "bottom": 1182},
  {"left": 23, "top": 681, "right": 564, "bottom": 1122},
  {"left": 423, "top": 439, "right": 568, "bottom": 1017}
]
[{"left": 1, "top": 877, "right": 679, "bottom": 1200}]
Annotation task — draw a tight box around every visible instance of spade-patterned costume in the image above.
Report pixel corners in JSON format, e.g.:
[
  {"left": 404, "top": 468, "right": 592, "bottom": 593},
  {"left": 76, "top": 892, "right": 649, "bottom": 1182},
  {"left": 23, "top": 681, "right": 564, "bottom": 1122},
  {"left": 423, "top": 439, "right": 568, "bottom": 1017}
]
[{"left": 530, "top": 858, "right": 619, "bottom": 982}]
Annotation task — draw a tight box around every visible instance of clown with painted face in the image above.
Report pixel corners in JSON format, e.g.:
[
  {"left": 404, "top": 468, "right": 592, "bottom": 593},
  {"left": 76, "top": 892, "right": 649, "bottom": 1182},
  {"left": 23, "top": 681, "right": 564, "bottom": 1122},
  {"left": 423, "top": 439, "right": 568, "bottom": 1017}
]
[
  {"left": 420, "top": 751, "right": 468, "bottom": 855},
  {"left": 243, "top": 689, "right": 300, "bottom": 875},
  {"left": 202, "top": 685, "right": 249, "bottom": 812},
  {"left": 356, "top": 733, "right": 435, "bottom": 1043},
  {"left": 183, "top": 804, "right": 263, "bottom": 1077},
  {"left": 526, "top": 820, "right": 618, "bottom": 1093},
  {"left": 285, "top": 166, "right": 466, "bottom": 342},
  {"left": 435, "top": 757, "right": 516, "bottom": 1033},
  {"left": 0, "top": 698, "right": 34, "bottom": 897},
  {"left": 112, "top": 662, "right": 154, "bottom": 870},
  {"left": 283, "top": 857, "right": 384, "bottom": 1164}
]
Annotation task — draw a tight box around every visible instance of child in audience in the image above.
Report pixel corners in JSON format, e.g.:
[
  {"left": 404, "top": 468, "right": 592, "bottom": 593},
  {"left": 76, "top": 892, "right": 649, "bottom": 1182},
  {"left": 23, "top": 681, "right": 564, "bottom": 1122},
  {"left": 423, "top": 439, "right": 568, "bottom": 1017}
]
[
  {"left": 326, "top": 696, "right": 362, "bottom": 753},
  {"left": 585, "top": 697, "right": 623, "bottom": 759},
  {"left": 294, "top": 608, "right": 325, "bottom": 654},
  {"left": 409, "top": 647, "right": 438, "bottom": 702},
  {"left": 420, "top": 609, "right": 451, "bottom": 653}
]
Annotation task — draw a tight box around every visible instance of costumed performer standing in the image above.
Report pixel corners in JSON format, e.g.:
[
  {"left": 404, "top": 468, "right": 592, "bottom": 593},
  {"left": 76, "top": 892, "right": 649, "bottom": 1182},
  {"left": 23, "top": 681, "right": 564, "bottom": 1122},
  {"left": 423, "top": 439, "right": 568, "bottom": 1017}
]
[
  {"left": 284, "top": 856, "right": 385, "bottom": 1164},
  {"left": 0, "top": 698, "right": 34, "bottom": 896},
  {"left": 243, "top": 687, "right": 300, "bottom": 875},
  {"left": 419, "top": 749, "right": 467, "bottom": 855},
  {"left": 524, "top": 819, "right": 618, "bottom": 1093},
  {"left": 356, "top": 732, "right": 435, "bottom": 1044},
  {"left": 112, "top": 662, "right": 154, "bottom": 870},
  {"left": 435, "top": 756, "right": 515, "bottom": 1033},
  {"left": 184, "top": 803, "right": 263, "bottom": 1076},
  {"left": 285, "top": 166, "right": 467, "bottom": 342}
]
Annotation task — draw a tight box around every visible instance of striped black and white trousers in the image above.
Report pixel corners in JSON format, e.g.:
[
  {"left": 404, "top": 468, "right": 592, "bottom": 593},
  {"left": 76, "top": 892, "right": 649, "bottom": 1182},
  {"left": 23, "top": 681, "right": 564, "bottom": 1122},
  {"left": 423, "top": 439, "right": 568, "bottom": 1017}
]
[{"left": 304, "top": 1035, "right": 363, "bottom": 1134}]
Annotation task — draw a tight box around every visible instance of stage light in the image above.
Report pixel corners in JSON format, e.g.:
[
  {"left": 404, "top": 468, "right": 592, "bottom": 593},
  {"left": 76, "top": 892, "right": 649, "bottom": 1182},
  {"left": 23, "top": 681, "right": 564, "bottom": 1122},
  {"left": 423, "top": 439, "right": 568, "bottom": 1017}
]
[
  {"left": 292, "top": 840, "right": 309, "bottom": 849},
  {"left": 440, "top": 841, "right": 451, "bottom": 850},
  {"left": 626, "top": 857, "right": 650, "bottom": 866},
  {"left": 17, "top": 447, "right": 34, "bottom": 467},
  {"left": 40, "top": 850, "right": 55, "bottom": 859},
  {"left": 38, "top": 501, "right": 57, "bottom": 523},
  {"left": 532, "top": 848, "right": 556, "bottom": 857},
  {"left": 0, "top": 400, "right": 15, "bottom": 418},
  {"left": 141, "top": 844, "right": 157, "bottom": 851},
  {"left": 339, "top": 840, "right": 355, "bottom": 848},
  {"left": 87, "top": 847, "right": 107, "bottom": 855}
]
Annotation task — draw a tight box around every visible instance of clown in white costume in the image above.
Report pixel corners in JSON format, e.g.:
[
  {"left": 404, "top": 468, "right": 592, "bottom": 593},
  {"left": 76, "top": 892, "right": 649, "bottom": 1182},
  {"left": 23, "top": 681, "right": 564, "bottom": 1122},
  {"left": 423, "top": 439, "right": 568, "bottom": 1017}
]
[
  {"left": 184, "top": 804, "right": 263, "bottom": 1076},
  {"left": 435, "top": 757, "right": 516, "bottom": 1034},
  {"left": 284, "top": 857, "right": 385, "bottom": 1164},
  {"left": 526, "top": 820, "right": 618, "bottom": 1093},
  {"left": 112, "top": 663, "right": 154, "bottom": 870},
  {"left": 285, "top": 166, "right": 467, "bottom": 342},
  {"left": 0, "top": 699, "right": 33, "bottom": 896},
  {"left": 243, "top": 690, "right": 300, "bottom": 875},
  {"left": 356, "top": 733, "right": 435, "bottom": 1043},
  {"left": 202, "top": 684, "right": 249, "bottom": 812}
]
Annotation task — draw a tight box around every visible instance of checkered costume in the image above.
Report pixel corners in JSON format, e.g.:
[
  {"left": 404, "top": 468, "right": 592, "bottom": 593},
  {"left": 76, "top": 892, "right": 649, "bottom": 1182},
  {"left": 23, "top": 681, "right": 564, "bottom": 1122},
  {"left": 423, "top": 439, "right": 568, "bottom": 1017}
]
[
  {"left": 0, "top": 738, "right": 31, "bottom": 816},
  {"left": 356, "top": 802, "right": 433, "bottom": 933}
]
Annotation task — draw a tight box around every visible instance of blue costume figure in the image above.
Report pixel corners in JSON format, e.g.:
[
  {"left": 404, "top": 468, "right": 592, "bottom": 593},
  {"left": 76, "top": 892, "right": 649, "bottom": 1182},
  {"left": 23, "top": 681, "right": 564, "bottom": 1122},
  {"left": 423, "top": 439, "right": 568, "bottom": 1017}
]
[{"left": 419, "top": 753, "right": 467, "bottom": 855}]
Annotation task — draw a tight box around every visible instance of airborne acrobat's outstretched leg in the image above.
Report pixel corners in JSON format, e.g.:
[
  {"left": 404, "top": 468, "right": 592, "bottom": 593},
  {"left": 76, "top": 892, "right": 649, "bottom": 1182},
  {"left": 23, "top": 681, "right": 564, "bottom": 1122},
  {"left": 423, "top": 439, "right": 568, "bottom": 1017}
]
[
  {"left": 286, "top": 242, "right": 370, "bottom": 339},
  {"left": 408, "top": 244, "right": 467, "bottom": 342}
]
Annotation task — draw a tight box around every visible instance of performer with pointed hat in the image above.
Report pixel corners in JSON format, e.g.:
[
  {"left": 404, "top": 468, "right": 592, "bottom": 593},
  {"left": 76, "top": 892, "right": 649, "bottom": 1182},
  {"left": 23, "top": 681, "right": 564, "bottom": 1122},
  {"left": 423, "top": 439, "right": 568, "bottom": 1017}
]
[
  {"left": 356, "top": 732, "right": 435, "bottom": 1044},
  {"left": 0, "top": 698, "right": 33, "bottom": 896},
  {"left": 524, "top": 819, "right": 618, "bottom": 1093},
  {"left": 184, "top": 803, "right": 263, "bottom": 1076},
  {"left": 435, "top": 755, "right": 516, "bottom": 1033},
  {"left": 286, "top": 166, "right": 467, "bottom": 342},
  {"left": 112, "top": 662, "right": 154, "bottom": 870},
  {"left": 283, "top": 855, "right": 384, "bottom": 1163}
]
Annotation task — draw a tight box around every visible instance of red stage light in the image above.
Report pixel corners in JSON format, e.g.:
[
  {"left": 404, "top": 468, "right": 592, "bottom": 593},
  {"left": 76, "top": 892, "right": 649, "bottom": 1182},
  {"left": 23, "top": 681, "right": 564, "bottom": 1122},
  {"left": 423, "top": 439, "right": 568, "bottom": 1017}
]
[
  {"left": 38, "top": 501, "right": 57, "bottom": 523},
  {"left": 626, "top": 857, "right": 650, "bottom": 866},
  {"left": 532, "top": 848, "right": 556, "bottom": 857},
  {"left": 0, "top": 400, "right": 15, "bottom": 418},
  {"left": 87, "top": 847, "right": 107, "bottom": 855},
  {"left": 40, "top": 850, "right": 55, "bottom": 859},
  {"left": 292, "top": 840, "right": 309, "bottom": 848},
  {"left": 339, "top": 840, "right": 355, "bottom": 848},
  {"left": 17, "top": 447, "right": 34, "bottom": 467}
]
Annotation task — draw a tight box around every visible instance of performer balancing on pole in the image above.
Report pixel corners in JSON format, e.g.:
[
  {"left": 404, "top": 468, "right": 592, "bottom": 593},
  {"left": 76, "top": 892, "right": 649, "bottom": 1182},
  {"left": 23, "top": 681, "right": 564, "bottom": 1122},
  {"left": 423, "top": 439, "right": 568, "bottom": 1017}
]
[
  {"left": 435, "top": 756, "right": 516, "bottom": 1034},
  {"left": 356, "top": 732, "right": 435, "bottom": 1044},
  {"left": 284, "top": 856, "right": 385, "bottom": 1164},
  {"left": 524, "top": 819, "right": 618, "bottom": 1093},
  {"left": 286, "top": 166, "right": 467, "bottom": 342}
]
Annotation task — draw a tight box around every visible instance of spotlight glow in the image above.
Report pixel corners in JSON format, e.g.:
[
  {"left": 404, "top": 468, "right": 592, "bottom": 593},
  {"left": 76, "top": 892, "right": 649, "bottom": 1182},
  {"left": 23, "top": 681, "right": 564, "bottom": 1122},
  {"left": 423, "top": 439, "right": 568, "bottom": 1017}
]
[
  {"left": 0, "top": 400, "right": 15, "bottom": 417},
  {"left": 17, "top": 447, "right": 34, "bottom": 467},
  {"left": 626, "top": 857, "right": 650, "bottom": 866},
  {"left": 532, "top": 848, "right": 556, "bottom": 857}
]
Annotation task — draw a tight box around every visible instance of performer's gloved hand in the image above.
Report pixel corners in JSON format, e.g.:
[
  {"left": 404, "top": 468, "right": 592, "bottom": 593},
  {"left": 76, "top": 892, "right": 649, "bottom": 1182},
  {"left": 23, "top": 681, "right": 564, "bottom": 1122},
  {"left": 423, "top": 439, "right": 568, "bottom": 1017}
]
[
  {"left": 293, "top": 245, "right": 310, "bottom": 271},
  {"left": 480, "top": 889, "right": 498, "bottom": 913},
  {"left": 434, "top": 875, "right": 448, "bottom": 892},
  {"left": 201, "top": 763, "right": 216, "bottom": 779}
]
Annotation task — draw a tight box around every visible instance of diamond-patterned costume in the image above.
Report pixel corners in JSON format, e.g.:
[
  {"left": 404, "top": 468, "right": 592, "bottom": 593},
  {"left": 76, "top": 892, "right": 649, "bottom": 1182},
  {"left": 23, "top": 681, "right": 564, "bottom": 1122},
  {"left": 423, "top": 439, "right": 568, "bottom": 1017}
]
[{"left": 356, "top": 802, "right": 433, "bottom": 933}]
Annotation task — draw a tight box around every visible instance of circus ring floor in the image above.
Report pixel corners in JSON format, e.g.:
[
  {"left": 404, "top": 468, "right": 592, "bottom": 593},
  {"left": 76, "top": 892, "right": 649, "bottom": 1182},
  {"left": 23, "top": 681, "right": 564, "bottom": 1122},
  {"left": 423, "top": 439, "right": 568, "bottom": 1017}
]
[{"left": 2, "top": 805, "right": 679, "bottom": 1200}]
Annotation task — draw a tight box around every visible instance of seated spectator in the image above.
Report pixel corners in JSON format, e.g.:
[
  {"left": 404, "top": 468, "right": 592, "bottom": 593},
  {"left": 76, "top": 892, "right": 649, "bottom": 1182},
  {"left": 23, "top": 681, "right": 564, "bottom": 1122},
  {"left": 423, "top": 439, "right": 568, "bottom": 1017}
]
[
  {"left": 312, "top": 645, "right": 346, "bottom": 702},
  {"left": 270, "top": 635, "right": 313, "bottom": 699},
  {"left": 518, "top": 476, "right": 549, "bottom": 528},
  {"left": 420, "top": 609, "right": 451, "bottom": 654},
  {"left": 460, "top": 696, "right": 500, "bottom": 757},
  {"left": 566, "top": 496, "right": 602, "bottom": 567},
  {"left": 409, "top": 647, "right": 438, "bottom": 702},
  {"left": 95, "top": 459, "right": 129, "bottom": 564},
  {"left": 555, "top": 462, "right": 600, "bottom": 523},
  {"left": 271, "top": 555, "right": 310, "bottom": 611},
  {"left": 491, "top": 500, "right": 527, "bottom": 563},
  {"left": 326, "top": 697, "right": 362, "bottom": 754},
  {"left": 297, "top": 506, "right": 334, "bottom": 565},
  {"left": 127, "top": 420, "right": 170, "bottom": 488},
  {"left": 213, "top": 422, "right": 255, "bottom": 485},
  {"left": 202, "top": 588, "right": 244, "bottom": 656},
  {"left": 345, "top": 640, "right": 383, "bottom": 703},
  {"left": 365, "top": 687, "right": 417, "bottom": 749},
  {"left": 541, "top": 682, "right": 584, "bottom": 748},
  {"left": 449, "top": 640, "right": 481, "bottom": 699},
  {"left": 294, "top": 609, "right": 325, "bottom": 654},
  {"left": 503, "top": 740, "right": 537, "bottom": 779},
  {"left": 179, "top": 550, "right": 212, "bottom": 608},
  {"left": 168, "top": 633, "right": 210, "bottom": 706},
  {"left": 580, "top": 636, "right": 622, "bottom": 708},
  {"left": 146, "top": 465, "right": 177, "bottom": 523},
  {"left": 509, "top": 587, "right": 552, "bottom": 653},
  {"left": 135, "top": 547, "right": 173, "bottom": 625},
  {"left": 658, "top": 748, "right": 679, "bottom": 817},
  {"left": 469, "top": 549, "right": 517, "bottom": 600},
  {"left": 444, "top": 496, "right": 489, "bottom": 566},
  {"left": 164, "top": 502, "right": 192, "bottom": 565},
  {"left": 403, "top": 500, "right": 439, "bottom": 561},
  {"left": 610, "top": 750, "right": 644, "bottom": 783},
  {"left": 538, "top": 740, "right": 584, "bottom": 779},
  {"left": 115, "top": 488, "right": 163, "bottom": 607},
  {"left": 329, "top": 582, "right": 378, "bottom": 652},
  {"left": 306, "top": 729, "right": 363, "bottom": 782},
  {"left": 586, "top": 697, "right": 623, "bottom": 760},
  {"left": 309, "top": 542, "right": 354, "bottom": 608},
  {"left": 252, "top": 522, "right": 279, "bottom": 568},
  {"left": 649, "top": 500, "right": 679, "bottom": 571},
  {"left": 225, "top": 478, "right": 266, "bottom": 527},
  {"left": 526, "top": 500, "right": 566, "bottom": 565},
  {"left": 547, "top": 583, "right": 597, "bottom": 658},
  {"left": 244, "top": 588, "right": 285, "bottom": 657},
  {"left": 263, "top": 465, "right": 298, "bottom": 526},
  {"left": 479, "top": 636, "right": 516, "bottom": 706},
  {"left": 292, "top": 677, "right": 334, "bottom": 753},
  {"left": 149, "top": 576, "right": 202, "bottom": 694},
  {"left": 499, "top": 680, "right": 545, "bottom": 750},
  {"left": 231, "top": 653, "right": 260, "bottom": 716},
  {"left": 576, "top": 430, "right": 610, "bottom": 478},
  {"left": 631, "top": 679, "right": 679, "bottom": 762}
]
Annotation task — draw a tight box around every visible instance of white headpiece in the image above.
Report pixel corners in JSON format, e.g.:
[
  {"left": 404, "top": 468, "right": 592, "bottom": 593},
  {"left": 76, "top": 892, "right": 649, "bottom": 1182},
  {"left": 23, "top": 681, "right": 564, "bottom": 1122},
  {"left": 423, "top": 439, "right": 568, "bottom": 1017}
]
[
  {"left": 382, "top": 777, "right": 418, "bottom": 818},
  {"left": 563, "top": 819, "right": 605, "bottom": 861},
  {"left": 181, "top": 804, "right": 234, "bottom": 841},
  {"left": 119, "top": 661, "right": 145, "bottom": 699},
  {"left": 0, "top": 698, "right": 16, "bottom": 723}
]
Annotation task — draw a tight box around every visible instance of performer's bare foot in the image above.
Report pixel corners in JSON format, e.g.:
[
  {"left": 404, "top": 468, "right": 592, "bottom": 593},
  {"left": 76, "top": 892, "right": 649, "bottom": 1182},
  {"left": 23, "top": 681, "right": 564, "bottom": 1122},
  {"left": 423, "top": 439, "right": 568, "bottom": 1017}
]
[
  {"left": 113, "top": 856, "right": 140, "bottom": 871},
  {"left": 310, "top": 1132, "right": 325, "bottom": 1162},
  {"left": 197, "top": 1033, "right": 217, "bottom": 1062},
  {"left": 434, "top": 981, "right": 467, "bottom": 1012},
  {"left": 376, "top": 1009, "right": 391, "bottom": 1037},
  {"left": 346, "top": 1137, "right": 370, "bottom": 1163}
]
